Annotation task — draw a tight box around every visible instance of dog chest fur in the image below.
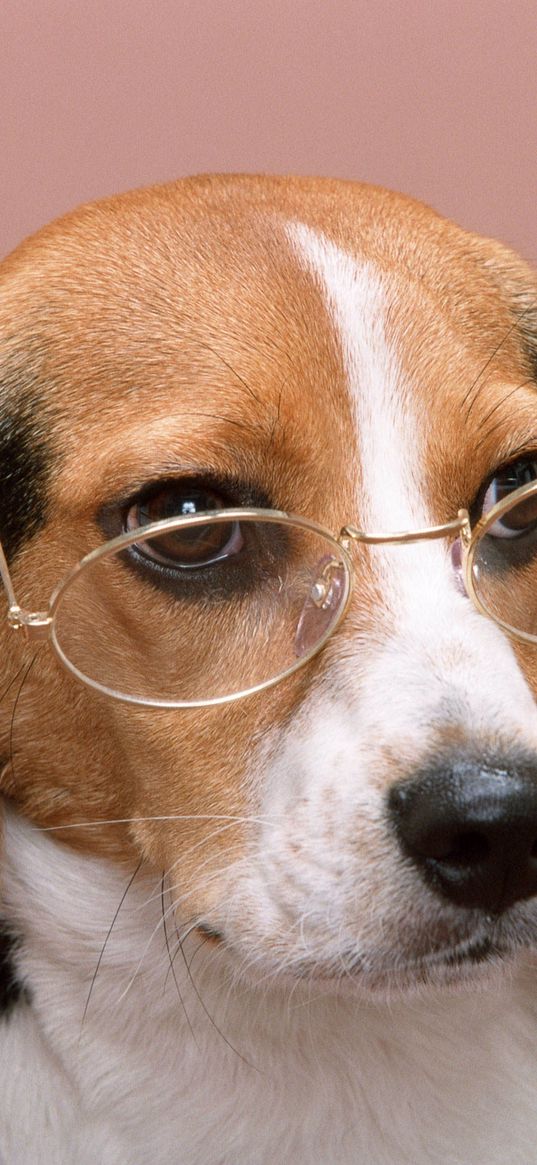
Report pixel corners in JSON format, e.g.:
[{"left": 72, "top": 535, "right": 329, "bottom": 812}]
[{"left": 2, "top": 811, "right": 537, "bottom": 1165}]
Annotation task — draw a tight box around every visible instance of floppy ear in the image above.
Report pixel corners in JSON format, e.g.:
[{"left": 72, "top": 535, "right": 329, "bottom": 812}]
[
  {"left": 0, "top": 787, "right": 9, "bottom": 907},
  {"left": 0, "top": 336, "right": 55, "bottom": 813},
  {"left": 0, "top": 793, "right": 9, "bottom": 918},
  {"left": 0, "top": 789, "right": 28, "bottom": 1014}
]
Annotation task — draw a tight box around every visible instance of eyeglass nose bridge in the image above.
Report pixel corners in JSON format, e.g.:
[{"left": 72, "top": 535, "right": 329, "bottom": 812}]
[{"left": 338, "top": 510, "right": 471, "bottom": 550}]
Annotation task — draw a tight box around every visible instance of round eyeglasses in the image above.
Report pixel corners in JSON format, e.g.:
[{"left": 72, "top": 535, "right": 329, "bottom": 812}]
[{"left": 2, "top": 480, "right": 537, "bottom": 707}]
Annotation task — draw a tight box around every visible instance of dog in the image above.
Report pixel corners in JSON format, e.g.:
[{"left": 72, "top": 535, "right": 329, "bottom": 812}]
[{"left": 2, "top": 173, "right": 537, "bottom": 1164}]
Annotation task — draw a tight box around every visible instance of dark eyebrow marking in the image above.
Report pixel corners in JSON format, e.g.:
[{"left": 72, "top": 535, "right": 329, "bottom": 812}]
[{"left": 0, "top": 347, "right": 57, "bottom": 561}]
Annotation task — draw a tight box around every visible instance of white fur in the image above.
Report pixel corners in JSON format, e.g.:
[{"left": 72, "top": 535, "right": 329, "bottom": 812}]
[
  {"left": 284, "top": 221, "right": 537, "bottom": 742},
  {"left": 212, "top": 226, "right": 537, "bottom": 992},
  {"left": 3, "top": 810, "right": 537, "bottom": 1165},
  {"left": 286, "top": 221, "right": 425, "bottom": 533},
  {"left": 4, "top": 223, "right": 537, "bottom": 1164}
]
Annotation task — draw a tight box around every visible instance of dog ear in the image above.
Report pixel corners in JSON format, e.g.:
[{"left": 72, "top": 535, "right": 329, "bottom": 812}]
[{"left": 0, "top": 791, "right": 3, "bottom": 885}]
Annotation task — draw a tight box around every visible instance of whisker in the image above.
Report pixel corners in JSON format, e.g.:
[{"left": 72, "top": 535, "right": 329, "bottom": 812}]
[
  {"left": 165, "top": 904, "right": 257, "bottom": 1068},
  {"left": 8, "top": 652, "right": 40, "bottom": 781},
  {"left": 476, "top": 378, "right": 533, "bottom": 431},
  {"left": 115, "top": 875, "right": 165, "bottom": 1004},
  {"left": 197, "top": 341, "right": 263, "bottom": 408},
  {"left": 156, "top": 820, "right": 253, "bottom": 891},
  {"left": 186, "top": 935, "right": 213, "bottom": 975},
  {"left": 475, "top": 424, "right": 537, "bottom": 458},
  {"left": 79, "top": 857, "right": 144, "bottom": 1034},
  {"left": 164, "top": 918, "right": 202, "bottom": 988},
  {"left": 462, "top": 307, "right": 532, "bottom": 422},
  {"left": 142, "top": 859, "right": 231, "bottom": 912},
  {"left": 174, "top": 923, "right": 258, "bottom": 1071},
  {"left": 161, "top": 874, "right": 199, "bottom": 1049},
  {"left": 161, "top": 854, "right": 254, "bottom": 940},
  {"left": 115, "top": 856, "right": 236, "bottom": 1001},
  {"left": 38, "top": 812, "right": 280, "bottom": 832},
  {"left": 143, "top": 848, "right": 249, "bottom": 918},
  {"left": 0, "top": 661, "right": 27, "bottom": 707}
]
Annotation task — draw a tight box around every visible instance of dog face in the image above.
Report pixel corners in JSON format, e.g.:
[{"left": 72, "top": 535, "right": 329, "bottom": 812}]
[{"left": 3, "top": 174, "right": 537, "bottom": 996}]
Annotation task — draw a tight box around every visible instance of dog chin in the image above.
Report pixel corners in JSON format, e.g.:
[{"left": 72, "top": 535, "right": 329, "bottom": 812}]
[
  {"left": 206, "top": 924, "right": 530, "bottom": 1001},
  {"left": 353, "top": 939, "right": 513, "bottom": 999}
]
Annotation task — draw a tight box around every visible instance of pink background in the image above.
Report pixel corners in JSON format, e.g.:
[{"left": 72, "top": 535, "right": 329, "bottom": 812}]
[{"left": 2, "top": 0, "right": 537, "bottom": 261}]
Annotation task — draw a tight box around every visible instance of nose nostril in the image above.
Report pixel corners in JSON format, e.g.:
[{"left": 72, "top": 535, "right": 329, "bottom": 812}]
[
  {"left": 389, "top": 760, "right": 537, "bottom": 911},
  {"left": 441, "top": 832, "right": 489, "bottom": 867}
]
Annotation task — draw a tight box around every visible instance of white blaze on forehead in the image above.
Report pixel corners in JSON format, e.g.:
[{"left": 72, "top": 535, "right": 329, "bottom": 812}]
[
  {"left": 286, "top": 221, "right": 427, "bottom": 533},
  {"left": 283, "top": 221, "right": 537, "bottom": 749}
]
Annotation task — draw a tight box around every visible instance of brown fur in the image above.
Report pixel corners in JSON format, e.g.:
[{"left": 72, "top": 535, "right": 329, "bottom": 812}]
[{"left": 1, "top": 173, "right": 537, "bottom": 920}]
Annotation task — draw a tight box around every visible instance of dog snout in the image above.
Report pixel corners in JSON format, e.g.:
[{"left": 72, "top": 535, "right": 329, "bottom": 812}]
[{"left": 388, "top": 755, "right": 537, "bottom": 913}]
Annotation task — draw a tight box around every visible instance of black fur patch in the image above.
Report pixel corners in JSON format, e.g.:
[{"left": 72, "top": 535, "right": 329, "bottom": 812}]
[
  {"left": 0, "top": 348, "right": 55, "bottom": 561},
  {"left": 0, "top": 922, "right": 28, "bottom": 1018}
]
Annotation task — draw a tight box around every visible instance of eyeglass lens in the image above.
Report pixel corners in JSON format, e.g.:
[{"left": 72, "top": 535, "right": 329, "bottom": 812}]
[
  {"left": 50, "top": 517, "right": 350, "bottom": 704},
  {"left": 471, "top": 488, "right": 537, "bottom": 640}
]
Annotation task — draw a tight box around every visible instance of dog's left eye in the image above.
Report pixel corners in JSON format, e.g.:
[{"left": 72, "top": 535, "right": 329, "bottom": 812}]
[
  {"left": 481, "top": 458, "right": 537, "bottom": 539},
  {"left": 125, "top": 482, "right": 244, "bottom": 568}
]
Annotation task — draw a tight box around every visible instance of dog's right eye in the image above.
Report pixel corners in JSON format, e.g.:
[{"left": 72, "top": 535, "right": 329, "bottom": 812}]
[
  {"left": 481, "top": 458, "right": 537, "bottom": 540},
  {"left": 124, "top": 482, "right": 244, "bottom": 569}
]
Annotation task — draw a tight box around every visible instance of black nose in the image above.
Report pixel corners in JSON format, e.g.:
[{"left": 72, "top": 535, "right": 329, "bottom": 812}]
[{"left": 388, "top": 756, "right": 537, "bottom": 913}]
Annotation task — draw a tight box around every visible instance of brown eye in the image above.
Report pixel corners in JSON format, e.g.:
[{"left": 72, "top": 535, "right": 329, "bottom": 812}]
[
  {"left": 125, "top": 484, "right": 244, "bottom": 568},
  {"left": 481, "top": 459, "right": 537, "bottom": 539}
]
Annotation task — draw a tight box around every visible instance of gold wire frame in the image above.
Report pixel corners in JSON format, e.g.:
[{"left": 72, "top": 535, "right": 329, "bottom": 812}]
[
  {"left": 464, "top": 478, "right": 537, "bottom": 645},
  {"left": 37, "top": 509, "right": 354, "bottom": 708},
  {"left": 1, "top": 485, "right": 537, "bottom": 706},
  {"left": 47, "top": 510, "right": 356, "bottom": 708}
]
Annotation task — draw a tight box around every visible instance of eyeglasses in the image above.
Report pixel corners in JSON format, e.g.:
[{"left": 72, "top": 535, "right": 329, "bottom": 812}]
[{"left": 2, "top": 479, "right": 537, "bottom": 708}]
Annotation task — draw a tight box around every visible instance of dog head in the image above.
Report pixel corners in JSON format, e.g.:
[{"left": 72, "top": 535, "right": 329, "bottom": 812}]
[{"left": 3, "top": 173, "right": 537, "bottom": 996}]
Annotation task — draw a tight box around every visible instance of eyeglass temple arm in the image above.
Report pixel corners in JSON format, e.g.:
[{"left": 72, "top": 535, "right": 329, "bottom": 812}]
[
  {"left": 0, "top": 538, "right": 20, "bottom": 611},
  {"left": 0, "top": 538, "right": 51, "bottom": 638}
]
